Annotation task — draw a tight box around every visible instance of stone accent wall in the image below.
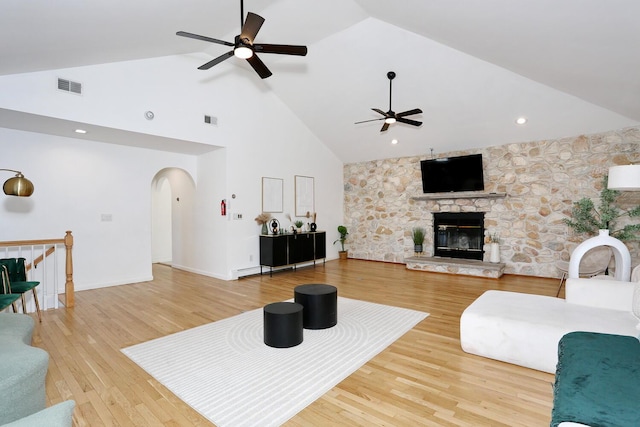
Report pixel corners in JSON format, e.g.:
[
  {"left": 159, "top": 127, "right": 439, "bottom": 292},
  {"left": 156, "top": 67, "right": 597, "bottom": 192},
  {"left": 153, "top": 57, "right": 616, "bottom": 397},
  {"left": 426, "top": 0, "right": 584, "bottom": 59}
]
[{"left": 343, "top": 126, "right": 640, "bottom": 278}]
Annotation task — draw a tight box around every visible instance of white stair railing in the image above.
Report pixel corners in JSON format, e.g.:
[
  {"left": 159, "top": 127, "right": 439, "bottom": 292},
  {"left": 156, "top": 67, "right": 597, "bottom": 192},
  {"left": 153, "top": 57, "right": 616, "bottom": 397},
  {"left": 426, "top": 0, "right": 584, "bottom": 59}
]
[{"left": 0, "top": 231, "right": 74, "bottom": 313}]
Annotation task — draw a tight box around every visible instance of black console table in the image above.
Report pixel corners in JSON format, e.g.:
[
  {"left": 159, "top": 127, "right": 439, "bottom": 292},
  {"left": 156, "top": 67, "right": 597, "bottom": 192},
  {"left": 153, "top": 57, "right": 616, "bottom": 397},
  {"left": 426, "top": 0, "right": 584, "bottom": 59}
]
[{"left": 259, "top": 231, "right": 326, "bottom": 276}]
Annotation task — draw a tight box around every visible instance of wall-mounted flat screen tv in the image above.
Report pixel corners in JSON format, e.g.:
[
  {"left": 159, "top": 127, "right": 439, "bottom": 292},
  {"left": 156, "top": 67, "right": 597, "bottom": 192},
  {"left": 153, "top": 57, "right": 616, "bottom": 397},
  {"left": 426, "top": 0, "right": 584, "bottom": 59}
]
[{"left": 420, "top": 153, "right": 484, "bottom": 193}]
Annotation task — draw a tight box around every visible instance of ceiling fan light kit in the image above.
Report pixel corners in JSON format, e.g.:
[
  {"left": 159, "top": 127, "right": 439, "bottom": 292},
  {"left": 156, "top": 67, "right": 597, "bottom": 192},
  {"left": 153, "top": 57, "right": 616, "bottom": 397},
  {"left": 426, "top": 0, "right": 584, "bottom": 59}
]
[
  {"left": 355, "top": 71, "right": 423, "bottom": 132},
  {"left": 234, "top": 46, "right": 253, "bottom": 59},
  {"left": 177, "top": 0, "right": 307, "bottom": 79}
]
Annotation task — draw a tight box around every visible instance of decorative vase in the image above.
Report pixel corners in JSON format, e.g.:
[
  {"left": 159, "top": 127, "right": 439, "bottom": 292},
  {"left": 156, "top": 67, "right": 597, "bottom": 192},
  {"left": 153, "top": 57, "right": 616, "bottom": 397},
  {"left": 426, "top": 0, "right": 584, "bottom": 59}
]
[
  {"left": 414, "top": 244, "right": 423, "bottom": 254},
  {"left": 490, "top": 243, "right": 500, "bottom": 263},
  {"left": 569, "top": 229, "right": 631, "bottom": 281},
  {"left": 261, "top": 223, "right": 268, "bottom": 235}
]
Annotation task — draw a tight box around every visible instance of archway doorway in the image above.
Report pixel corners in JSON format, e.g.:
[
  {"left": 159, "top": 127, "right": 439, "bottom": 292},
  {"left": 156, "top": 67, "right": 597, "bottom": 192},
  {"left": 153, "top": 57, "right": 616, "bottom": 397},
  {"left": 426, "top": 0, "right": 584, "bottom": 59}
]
[{"left": 151, "top": 168, "right": 196, "bottom": 266}]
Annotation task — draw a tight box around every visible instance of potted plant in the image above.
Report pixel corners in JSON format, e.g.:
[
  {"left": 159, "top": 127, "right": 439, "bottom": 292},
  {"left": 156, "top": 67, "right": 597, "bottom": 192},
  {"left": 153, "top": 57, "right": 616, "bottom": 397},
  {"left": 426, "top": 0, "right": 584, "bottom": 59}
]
[
  {"left": 333, "top": 225, "right": 349, "bottom": 260},
  {"left": 294, "top": 220, "right": 304, "bottom": 233},
  {"left": 254, "top": 212, "right": 271, "bottom": 235},
  {"left": 564, "top": 175, "right": 640, "bottom": 240},
  {"left": 411, "top": 227, "right": 426, "bottom": 254}
]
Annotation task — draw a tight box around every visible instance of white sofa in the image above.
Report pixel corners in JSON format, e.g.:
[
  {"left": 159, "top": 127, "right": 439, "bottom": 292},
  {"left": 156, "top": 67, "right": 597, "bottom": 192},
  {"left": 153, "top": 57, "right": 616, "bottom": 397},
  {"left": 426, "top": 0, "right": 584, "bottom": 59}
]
[{"left": 460, "top": 277, "right": 639, "bottom": 373}]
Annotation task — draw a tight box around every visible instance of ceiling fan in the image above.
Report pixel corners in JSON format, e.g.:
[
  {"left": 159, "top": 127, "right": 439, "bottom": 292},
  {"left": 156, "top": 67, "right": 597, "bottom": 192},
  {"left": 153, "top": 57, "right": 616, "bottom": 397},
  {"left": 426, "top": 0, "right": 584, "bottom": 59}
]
[
  {"left": 176, "top": 0, "right": 307, "bottom": 79},
  {"left": 355, "top": 71, "right": 423, "bottom": 132}
]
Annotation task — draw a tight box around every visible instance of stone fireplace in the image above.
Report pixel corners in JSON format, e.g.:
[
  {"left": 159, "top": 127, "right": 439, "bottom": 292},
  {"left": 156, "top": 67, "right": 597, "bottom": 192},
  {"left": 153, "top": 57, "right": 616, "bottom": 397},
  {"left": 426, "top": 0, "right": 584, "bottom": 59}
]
[
  {"left": 433, "top": 212, "right": 485, "bottom": 261},
  {"left": 405, "top": 211, "right": 503, "bottom": 278}
]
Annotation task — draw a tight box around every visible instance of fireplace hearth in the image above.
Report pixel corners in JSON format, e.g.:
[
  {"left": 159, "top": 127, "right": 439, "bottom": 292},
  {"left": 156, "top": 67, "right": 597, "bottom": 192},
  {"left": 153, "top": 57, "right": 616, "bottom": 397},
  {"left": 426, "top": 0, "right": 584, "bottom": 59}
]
[{"left": 433, "top": 212, "right": 484, "bottom": 260}]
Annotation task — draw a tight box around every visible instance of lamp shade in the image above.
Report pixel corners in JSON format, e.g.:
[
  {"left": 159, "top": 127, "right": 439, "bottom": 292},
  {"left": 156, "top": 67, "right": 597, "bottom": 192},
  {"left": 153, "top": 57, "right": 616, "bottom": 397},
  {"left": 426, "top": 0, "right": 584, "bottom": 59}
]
[
  {"left": 608, "top": 165, "right": 640, "bottom": 191},
  {"left": 3, "top": 172, "right": 34, "bottom": 197}
]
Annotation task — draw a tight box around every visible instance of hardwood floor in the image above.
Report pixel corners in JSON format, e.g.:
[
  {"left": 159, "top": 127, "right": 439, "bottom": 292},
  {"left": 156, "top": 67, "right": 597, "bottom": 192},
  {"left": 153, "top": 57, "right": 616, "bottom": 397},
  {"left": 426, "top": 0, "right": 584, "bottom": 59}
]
[{"left": 33, "top": 259, "right": 559, "bottom": 426}]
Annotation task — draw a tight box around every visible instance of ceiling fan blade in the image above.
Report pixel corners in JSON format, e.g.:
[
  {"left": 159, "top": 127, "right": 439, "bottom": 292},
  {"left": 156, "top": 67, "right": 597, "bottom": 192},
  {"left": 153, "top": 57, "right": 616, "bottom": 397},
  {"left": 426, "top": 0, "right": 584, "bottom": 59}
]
[
  {"left": 246, "top": 54, "right": 272, "bottom": 79},
  {"left": 240, "top": 12, "right": 265, "bottom": 44},
  {"left": 372, "top": 108, "right": 387, "bottom": 116},
  {"left": 354, "top": 118, "right": 385, "bottom": 124},
  {"left": 381, "top": 122, "right": 390, "bottom": 132},
  {"left": 253, "top": 44, "right": 308, "bottom": 56},
  {"left": 198, "top": 51, "right": 234, "bottom": 70},
  {"left": 396, "top": 108, "right": 423, "bottom": 117},
  {"left": 396, "top": 117, "right": 423, "bottom": 127},
  {"left": 176, "top": 31, "right": 234, "bottom": 47}
]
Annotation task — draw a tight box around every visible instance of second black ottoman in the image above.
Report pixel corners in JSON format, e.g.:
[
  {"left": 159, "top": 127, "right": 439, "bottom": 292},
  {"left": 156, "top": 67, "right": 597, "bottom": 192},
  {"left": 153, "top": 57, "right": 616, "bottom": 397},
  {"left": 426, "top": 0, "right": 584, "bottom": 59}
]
[
  {"left": 263, "top": 302, "right": 304, "bottom": 348},
  {"left": 294, "top": 284, "right": 337, "bottom": 329}
]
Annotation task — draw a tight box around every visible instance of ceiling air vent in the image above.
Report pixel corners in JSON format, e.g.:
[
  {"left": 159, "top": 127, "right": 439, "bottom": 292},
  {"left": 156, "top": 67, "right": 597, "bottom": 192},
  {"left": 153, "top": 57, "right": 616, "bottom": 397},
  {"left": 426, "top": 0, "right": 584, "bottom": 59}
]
[
  {"left": 204, "top": 115, "right": 218, "bottom": 125},
  {"left": 57, "top": 78, "right": 82, "bottom": 94}
]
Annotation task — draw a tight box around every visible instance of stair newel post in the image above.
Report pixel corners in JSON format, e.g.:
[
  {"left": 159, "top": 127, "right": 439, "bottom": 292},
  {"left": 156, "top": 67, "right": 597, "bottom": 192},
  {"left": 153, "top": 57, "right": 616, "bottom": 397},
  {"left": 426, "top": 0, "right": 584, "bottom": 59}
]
[{"left": 64, "top": 230, "right": 75, "bottom": 308}]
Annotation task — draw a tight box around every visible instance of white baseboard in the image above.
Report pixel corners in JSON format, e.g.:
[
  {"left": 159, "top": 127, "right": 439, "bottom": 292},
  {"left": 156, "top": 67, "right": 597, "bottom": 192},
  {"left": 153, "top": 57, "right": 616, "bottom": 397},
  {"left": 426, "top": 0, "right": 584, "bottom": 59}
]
[
  {"left": 75, "top": 276, "right": 154, "bottom": 292},
  {"left": 170, "top": 264, "right": 232, "bottom": 281}
]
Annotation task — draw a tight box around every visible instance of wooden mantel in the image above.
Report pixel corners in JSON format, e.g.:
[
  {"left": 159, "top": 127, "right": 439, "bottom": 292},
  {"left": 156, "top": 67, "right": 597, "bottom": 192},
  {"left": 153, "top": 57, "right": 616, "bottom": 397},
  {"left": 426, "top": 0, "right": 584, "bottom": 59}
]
[{"left": 411, "top": 191, "right": 507, "bottom": 201}]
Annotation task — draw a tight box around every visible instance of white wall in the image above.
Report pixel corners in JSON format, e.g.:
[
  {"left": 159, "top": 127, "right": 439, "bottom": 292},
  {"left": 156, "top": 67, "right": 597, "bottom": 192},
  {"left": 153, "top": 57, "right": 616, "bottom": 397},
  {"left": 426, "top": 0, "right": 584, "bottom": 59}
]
[
  {"left": 0, "top": 54, "right": 344, "bottom": 288},
  {"left": 190, "top": 148, "right": 228, "bottom": 279},
  {"left": 0, "top": 128, "right": 197, "bottom": 290},
  {"left": 0, "top": 55, "right": 227, "bottom": 146},
  {"left": 151, "top": 175, "right": 172, "bottom": 263}
]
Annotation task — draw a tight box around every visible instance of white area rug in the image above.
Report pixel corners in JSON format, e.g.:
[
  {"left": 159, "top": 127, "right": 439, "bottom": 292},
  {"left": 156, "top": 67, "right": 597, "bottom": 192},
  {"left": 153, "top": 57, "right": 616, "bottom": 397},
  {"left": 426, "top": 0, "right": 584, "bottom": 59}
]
[{"left": 122, "top": 297, "right": 428, "bottom": 427}]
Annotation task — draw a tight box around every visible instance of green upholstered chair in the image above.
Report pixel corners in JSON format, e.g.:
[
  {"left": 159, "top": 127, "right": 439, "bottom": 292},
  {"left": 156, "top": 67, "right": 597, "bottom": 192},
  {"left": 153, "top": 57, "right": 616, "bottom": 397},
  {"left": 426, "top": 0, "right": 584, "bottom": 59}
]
[
  {"left": 0, "top": 258, "right": 41, "bottom": 322},
  {"left": 0, "top": 266, "right": 20, "bottom": 312},
  {"left": 0, "top": 294, "right": 20, "bottom": 312}
]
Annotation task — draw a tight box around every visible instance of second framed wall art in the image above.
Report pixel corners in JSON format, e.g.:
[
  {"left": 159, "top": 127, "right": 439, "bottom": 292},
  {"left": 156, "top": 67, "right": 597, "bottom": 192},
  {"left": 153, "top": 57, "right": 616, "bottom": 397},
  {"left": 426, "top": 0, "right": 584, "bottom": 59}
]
[{"left": 295, "top": 175, "right": 314, "bottom": 217}]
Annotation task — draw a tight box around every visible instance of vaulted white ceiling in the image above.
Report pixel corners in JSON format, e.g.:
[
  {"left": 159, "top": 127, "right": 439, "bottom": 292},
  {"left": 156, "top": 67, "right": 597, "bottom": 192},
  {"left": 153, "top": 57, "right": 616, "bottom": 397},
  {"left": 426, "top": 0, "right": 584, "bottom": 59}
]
[{"left": 1, "top": 0, "right": 639, "bottom": 163}]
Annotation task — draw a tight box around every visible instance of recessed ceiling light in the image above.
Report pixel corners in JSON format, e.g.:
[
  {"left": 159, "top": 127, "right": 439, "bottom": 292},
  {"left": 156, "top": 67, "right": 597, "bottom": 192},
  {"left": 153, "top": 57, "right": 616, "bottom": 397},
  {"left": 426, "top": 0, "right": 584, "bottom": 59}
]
[
  {"left": 75, "top": 129, "right": 87, "bottom": 134},
  {"left": 391, "top": 139, "right": 398, "bottom": 145},
  {"left": 515, "top": 117, "right": 528, "bottom": 125}
]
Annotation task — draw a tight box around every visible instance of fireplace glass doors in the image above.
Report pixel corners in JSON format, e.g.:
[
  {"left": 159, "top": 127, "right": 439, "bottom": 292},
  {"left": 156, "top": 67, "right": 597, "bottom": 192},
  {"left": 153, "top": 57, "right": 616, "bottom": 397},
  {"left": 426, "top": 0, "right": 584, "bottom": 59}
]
[{"left": 433, "top": 212, "right": 484, "bottom": 260}]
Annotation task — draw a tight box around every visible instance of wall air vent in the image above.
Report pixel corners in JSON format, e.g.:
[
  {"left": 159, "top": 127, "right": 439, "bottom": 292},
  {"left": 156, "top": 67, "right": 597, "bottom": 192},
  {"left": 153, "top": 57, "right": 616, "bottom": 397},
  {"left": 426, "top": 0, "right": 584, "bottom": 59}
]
[
  {"left": 57, "top": 78, "right": 82, "bottom": 94},
  {"left": 204, "top": 115, "right": 218, "bottom": 125}
]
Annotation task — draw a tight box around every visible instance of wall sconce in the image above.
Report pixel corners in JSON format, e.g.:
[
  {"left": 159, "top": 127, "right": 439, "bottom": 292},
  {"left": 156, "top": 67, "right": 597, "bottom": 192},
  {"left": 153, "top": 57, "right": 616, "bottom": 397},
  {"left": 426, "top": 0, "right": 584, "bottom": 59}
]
[
  {"left": 608, "top": 164, "right": 640, "bottom": 191},
  {"left": 1, "top": 169, "right": 34, "bottom": 197}
]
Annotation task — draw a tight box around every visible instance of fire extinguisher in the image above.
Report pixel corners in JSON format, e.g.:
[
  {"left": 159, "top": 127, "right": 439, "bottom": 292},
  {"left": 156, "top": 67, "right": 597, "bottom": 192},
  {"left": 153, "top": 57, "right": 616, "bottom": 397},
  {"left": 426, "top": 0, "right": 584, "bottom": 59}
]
[{"left": 221, "top": 199, "right": 226, "bottom": 216}]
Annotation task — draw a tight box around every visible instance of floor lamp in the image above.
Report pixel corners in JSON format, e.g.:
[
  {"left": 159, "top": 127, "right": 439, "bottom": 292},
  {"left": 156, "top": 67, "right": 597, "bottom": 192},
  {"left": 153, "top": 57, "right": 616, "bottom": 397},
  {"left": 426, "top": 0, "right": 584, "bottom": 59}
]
[{"left": 1, "top": 169, "right": 34, "bottom": 197}]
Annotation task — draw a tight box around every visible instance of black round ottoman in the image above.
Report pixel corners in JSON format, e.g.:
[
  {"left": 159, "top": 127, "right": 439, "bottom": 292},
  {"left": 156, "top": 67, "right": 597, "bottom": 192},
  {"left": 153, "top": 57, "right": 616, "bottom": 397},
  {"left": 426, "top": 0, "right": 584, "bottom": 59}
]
[
  {"left": 263, "top": 302, "right": 304, "bottom": 348},
  {"left": 294, "top": 284, "right": 338, "bottom": 329}
]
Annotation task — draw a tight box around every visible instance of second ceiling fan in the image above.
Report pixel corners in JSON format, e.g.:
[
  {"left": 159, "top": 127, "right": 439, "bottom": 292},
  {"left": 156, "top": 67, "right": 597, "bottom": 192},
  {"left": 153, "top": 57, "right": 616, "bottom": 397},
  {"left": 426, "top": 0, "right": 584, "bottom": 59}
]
[
  {"left": 355, "top": 71, "right": 423, "bottom": 132},
  {"left": 177, "top": 0, "right": 307, "bottom": 79}
]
